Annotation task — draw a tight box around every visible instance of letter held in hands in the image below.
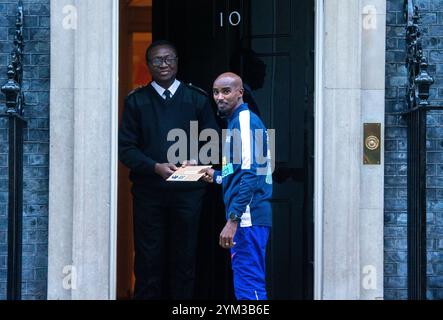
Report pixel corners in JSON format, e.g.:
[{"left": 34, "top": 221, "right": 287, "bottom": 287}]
[{"left": 167, "top": 165, "right": 213, "bottom": 182}]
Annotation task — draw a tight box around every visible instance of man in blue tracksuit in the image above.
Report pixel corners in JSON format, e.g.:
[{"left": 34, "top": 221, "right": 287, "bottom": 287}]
[{"left": 201, "top": 72, "right": 273, "bottom": 300}]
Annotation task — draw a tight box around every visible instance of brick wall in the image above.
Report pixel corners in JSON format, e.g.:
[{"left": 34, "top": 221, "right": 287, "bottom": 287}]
[
  {"left": 0, "top": 0, "right": 49, "bottom": 300},
  {"left": 385, "top": 0, "right": 443, "bottom": 300}
]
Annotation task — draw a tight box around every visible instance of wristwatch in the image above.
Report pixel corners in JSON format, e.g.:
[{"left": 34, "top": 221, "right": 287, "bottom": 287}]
[{"left": 229, "top": 212, "right": 241, "bottom": 223}]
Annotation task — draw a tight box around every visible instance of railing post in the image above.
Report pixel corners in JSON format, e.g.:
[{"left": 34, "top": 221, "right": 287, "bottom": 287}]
[
  {"left": 5, "top": 113, "right": 26, "bottom": 300},
  {"left": 0, "top": 1, "right": 26, "bottom": 301},
  {"left": 403, "top": 0, "right": 441, "bottom": 300},
  {"left": 405, "top": 106, "right": 427, "bottom": 300}
]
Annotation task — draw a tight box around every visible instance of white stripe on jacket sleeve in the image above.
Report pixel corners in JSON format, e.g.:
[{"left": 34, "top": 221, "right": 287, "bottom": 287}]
[{"left": 239, "top": 110, "right": 251, "bottom": 170}]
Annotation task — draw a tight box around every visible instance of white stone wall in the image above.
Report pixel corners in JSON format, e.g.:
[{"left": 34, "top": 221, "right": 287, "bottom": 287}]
[
  {"left": 48, "top": 0, "right": 118, "bottom": 300},
  {"left": 317, "top": 0, "right": 385, "bottom": 299}
]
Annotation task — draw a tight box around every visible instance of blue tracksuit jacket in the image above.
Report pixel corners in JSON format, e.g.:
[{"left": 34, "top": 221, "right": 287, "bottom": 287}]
[{"left": 214, "top": 103, "right": 273, "bottom": 227}]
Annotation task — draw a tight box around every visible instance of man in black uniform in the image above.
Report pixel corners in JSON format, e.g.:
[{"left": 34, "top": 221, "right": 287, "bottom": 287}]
[{"left": 119, "top": 40, "right": 218, "bottom": 299}]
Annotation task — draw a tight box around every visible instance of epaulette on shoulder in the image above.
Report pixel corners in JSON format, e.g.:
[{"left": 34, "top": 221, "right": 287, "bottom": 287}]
[
  {"left": 127, "top": 85, "right": 147, "bottom": 97},
  {"left": 186, "top": 83, "right": 209, "bottom": 97}
]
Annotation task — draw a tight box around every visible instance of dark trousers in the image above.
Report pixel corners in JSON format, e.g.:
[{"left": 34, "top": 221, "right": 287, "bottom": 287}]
[{"left": 132, "top": 186, "right": 205, "bottom": 300}]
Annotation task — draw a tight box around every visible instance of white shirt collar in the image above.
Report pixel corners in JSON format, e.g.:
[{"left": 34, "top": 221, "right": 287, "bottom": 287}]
[{"left": 151, "top": 79, "right": 181, "bottom": 99}]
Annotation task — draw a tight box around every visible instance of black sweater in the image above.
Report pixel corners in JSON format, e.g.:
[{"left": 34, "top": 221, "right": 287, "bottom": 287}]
[{"left": 118, "top": 82, "right": 219, "bottom": 189}]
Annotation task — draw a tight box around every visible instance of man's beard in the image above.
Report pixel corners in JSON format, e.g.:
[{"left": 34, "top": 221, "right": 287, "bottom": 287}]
[{"left": 217, "top": 109, "right": 228, "bottom": 119}]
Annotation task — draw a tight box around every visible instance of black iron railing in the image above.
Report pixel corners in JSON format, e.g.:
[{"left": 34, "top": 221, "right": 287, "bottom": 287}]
[
  {"left": 0, "top": 1, "right": 26, "bottom": 301},
  {"left": 402, "top": 0, "right": 443, "bottom": 300}
]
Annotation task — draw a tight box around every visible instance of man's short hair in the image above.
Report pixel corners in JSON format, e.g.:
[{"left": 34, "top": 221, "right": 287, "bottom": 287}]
[{"left": 145, "top": 40, "right": 178, "bottom": 64}]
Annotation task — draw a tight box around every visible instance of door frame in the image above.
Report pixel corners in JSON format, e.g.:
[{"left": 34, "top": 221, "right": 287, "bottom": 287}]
[
  {"left": 109, "top": 0, "right": 324, "bottom": 300},
  {"left": 313, "top": 0, "right": 324, "bottom": 301},
  {"left": 110, "top": 0, "right": 120, "bottom": 301}
]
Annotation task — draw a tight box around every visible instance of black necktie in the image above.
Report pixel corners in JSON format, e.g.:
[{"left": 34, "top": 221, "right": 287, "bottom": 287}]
[{"left": 164, "top": 89, "right": 172, "bottom": 101}]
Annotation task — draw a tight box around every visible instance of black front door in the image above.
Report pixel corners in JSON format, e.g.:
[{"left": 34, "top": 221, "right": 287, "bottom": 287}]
[{"left": 153, "top": 0, "right": 314, "bottom": 300}]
